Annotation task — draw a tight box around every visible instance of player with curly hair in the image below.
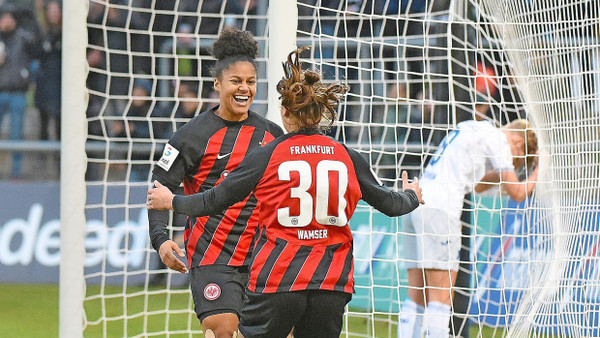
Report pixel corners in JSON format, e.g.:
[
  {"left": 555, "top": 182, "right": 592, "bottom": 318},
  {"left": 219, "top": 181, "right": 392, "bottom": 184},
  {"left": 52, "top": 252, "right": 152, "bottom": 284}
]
[
  {"left": 148, "top": 47, "right": 424, "bottom": 338},
  {"left": 148, "top": 27, "right": 284, "bottom": 337}
]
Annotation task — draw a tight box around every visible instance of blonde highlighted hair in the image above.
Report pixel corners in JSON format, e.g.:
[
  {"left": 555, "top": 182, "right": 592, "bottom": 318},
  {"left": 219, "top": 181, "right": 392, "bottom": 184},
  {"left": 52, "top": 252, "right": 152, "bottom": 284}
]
[{"left": 504, "top": 119, "right": 538, "bottom": 168}]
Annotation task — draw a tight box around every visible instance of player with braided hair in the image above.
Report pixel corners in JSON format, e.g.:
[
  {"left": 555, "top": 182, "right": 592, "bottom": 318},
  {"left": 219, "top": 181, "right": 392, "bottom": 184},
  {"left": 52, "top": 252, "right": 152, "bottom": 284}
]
[
  {"left": 148, "top": 27, "right": 284, "bottom": 337},
  {"left": 148, "top": 47, "right": 424, "bottom": 338}
]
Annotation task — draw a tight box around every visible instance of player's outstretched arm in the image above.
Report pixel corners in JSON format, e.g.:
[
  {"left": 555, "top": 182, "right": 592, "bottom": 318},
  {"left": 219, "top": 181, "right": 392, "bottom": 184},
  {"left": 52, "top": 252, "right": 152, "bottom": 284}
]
[
  {"left": 149, "top": 150, "right": 266, "bottom": 217},
  {"left": 347, "top": 148, "right": 421, "bottom": 216}
]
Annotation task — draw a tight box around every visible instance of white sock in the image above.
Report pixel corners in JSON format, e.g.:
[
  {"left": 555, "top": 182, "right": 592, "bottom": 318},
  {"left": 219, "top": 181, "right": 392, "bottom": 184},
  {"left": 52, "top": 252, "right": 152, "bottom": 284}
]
[
  {"left": 424, "top": 301, "right": 451, "bottom": 338},
  {"left": 398, "top": 299, "right": 425, "bottom": 338},
  {"left": 414, "top": 303, "right": 425, "bottom": 338}
]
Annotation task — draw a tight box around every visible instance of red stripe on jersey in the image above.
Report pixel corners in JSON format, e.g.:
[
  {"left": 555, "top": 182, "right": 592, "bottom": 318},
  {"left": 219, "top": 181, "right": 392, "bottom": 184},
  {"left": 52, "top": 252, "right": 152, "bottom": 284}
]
[
  {"left": 186, "top": 215, "right": 209, "bottom": 266},
  {"left": 200, "top": 195, "right": 252, "bottom": 265},
  {"left": 321, "top": 241, "right": 352, "bottom": 290},
  {"left": 262, "top": 243, "right": 301, "bottom": 293},
  {"left": 228, "top": 202, "right": 260, "bottom": 266},
  {"left": 247, "top": 238, "right": 278, "bottom": 292},
  {"left": 289, "top": 246, "right": 327, "bottom": 292},
  {"left": 261, "top": 132, "right": 275, "bottom": 146},
  {"left": 185, "top": 128, "right": 227, "bottom": 194},
  {"left": 216, "top": 126, "right": 255, "bottom": 185},
  {"left": 344, "top": 258, "right": 354, "bottom": 293}
]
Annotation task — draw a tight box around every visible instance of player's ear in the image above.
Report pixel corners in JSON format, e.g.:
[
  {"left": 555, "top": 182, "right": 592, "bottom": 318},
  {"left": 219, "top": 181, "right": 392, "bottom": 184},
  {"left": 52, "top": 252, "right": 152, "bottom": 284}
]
[{"left": 213, "top": 77, "right": 221, "bottom": 92}]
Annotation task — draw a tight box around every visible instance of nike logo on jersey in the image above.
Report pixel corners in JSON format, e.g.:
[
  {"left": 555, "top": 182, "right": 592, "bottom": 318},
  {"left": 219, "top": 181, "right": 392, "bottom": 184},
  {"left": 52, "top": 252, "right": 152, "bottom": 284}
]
[{"left": 217, "top": 152, "right": 231, "bottom": 160}]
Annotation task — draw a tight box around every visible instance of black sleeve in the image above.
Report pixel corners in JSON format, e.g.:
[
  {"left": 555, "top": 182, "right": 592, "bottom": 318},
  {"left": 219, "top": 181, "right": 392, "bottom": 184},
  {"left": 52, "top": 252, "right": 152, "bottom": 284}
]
[
  {"left": 148, "top": 177, "right": 181, "bottom": 252},
  {"left": 347, "top": 147, "right": 420, "bottom": 217},
  {"left": 151, "top": 132, "right": 191, "bottom": 188},
  {"left": 172, "top": 146, "right": 272, "bottom": 217}
]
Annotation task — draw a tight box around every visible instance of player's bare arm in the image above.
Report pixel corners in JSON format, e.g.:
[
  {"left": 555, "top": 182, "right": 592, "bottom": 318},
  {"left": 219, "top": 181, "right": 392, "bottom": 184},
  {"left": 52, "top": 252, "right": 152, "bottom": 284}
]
[{"left": 475, "top": 170, "right": 501, "bottom": 193}]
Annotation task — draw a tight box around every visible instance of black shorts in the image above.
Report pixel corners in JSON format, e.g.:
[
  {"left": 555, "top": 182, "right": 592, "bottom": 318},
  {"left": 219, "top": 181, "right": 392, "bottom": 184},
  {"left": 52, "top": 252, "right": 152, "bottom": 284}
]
[
  {"left": 239, "top": 290, "right": 352, "bottom": 338},
  {"left": 189, "top": 265, "right": 249, "bottom": 322}
]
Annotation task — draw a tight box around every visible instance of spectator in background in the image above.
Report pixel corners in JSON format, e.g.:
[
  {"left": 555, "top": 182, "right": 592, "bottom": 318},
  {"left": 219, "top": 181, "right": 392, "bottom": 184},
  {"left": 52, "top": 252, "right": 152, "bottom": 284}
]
[
  {"left": 86, "top": 0, "right": 147, "bottom": 115},
  {"left": 473, "top": 93, "right": 492, "bottom": 121},
  {"left": 0, "top": 3, "right": 39, "bottom": 179},
  {"left": 378, "top": 0, "right": 428, "bottom": 100},
  {"left": 407, "top": 89, "right": 434, "bottom": 145},
  {"left": 34, "top": 0, "right": 61, "bottom": 141},
  {"left": 148, "top": 81, "right": 203, "bottom": 140},
  {"left": 111, "top": 79, "right": 155, "bottom": 181},
  {"left": 173, "top": 81, "right": 201, "bottom": 130},
  {"left": 223, "top": 0, "right": 260, "bottom": 33}
]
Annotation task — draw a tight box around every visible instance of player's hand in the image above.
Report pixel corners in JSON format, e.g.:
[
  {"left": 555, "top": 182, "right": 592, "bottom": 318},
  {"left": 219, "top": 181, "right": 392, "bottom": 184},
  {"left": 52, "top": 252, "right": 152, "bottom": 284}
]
[
  {"left": 401, "top": 171, "right": 424, "bottom": 204},
  {"left": 147, "top": 180, "right": 175, "bottom": 210},
  {"left": 158, "top": 240, "right": 188, "bottom": 274}
]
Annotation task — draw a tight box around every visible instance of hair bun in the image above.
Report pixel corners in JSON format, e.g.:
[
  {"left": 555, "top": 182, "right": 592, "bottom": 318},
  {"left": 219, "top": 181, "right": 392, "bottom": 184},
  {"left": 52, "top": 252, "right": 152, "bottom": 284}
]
[
  {"left": 304, "top": 71, "right": 320, "bottom": 86},
  {"left": 211, "top": 27, "right": 258, "bottom": 61}
]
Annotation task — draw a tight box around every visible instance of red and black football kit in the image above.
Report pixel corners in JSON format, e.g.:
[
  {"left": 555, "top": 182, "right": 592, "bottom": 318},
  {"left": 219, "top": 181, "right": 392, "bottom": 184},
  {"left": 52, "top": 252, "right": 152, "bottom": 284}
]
[
  {"left": 171, "top": 128, "right": 420, "bottom": 337},
  {"left": 148, "top": 106, "right": 283, "bottom": 321}
]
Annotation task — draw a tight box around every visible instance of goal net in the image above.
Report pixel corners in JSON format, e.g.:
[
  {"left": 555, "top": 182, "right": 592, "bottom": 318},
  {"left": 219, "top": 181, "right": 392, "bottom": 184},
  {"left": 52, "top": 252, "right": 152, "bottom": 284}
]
[{"left": 60, "top": 0, "right": 600, "bottom": 337}]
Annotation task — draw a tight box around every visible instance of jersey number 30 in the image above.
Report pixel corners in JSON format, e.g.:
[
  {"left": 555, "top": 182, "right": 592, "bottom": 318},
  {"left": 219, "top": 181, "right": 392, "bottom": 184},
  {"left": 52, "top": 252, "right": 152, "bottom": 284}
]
[{"left": 277, "top": 160, "right": 348, "bottom": 227}]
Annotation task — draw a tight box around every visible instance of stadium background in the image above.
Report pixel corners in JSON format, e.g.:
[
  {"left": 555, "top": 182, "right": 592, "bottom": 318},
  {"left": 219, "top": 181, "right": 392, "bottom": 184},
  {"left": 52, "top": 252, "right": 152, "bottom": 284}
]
[{"left": 1, "top": 0, "right": 600, "bottom": 337}]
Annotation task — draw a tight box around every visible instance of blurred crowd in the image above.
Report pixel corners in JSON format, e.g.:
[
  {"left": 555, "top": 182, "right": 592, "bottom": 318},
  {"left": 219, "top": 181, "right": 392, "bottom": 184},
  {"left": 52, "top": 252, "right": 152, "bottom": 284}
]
[
  {"left": 0, "top": 0, "right": 525, "bottom": 181},
  {"left": 0, "top": 0, "right": 61, "bottom": 179}
]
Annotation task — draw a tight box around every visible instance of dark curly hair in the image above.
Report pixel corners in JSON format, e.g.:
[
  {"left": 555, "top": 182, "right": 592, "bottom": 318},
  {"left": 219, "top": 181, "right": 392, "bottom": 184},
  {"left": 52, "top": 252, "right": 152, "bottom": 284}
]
[
  {"left": 210, "top": 26, "right": 258, "bottom": 79},
  {"left": 277, "top": 47, "right": 348, "bottom": 130}
]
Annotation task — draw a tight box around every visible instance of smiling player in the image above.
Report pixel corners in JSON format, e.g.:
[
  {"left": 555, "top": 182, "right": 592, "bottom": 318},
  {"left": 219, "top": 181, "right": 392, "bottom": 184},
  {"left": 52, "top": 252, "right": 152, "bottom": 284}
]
[
  {"left": 148, "top": 47, "right": 424, "bottom": 338},
  {"left": 148, "top": 27, "right": 284, "bottom": 337}
]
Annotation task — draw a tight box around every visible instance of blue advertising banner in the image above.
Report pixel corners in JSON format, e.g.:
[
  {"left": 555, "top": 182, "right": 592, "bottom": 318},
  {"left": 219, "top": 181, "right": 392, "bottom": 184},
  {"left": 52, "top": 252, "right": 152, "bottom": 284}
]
[
  {"left": 469, "top": 197, "right": 600, "bottom": 337},
  {"left": 469, "top": 198, "right": 534, "bottom": 326},
  {"left": 3, "top": 181, "right": 600, "bottom": 335},
  {"left": 349, "top": 203, "right": 404, "bottom": 312},
  {"left": 0, "top": 181, "right": 184, "bottom": 285}
]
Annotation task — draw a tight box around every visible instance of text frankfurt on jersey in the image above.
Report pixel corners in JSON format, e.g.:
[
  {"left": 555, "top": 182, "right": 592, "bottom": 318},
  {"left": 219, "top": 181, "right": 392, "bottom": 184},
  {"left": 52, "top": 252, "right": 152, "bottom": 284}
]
[
  {"left": 298, "top": 229, "right": 328, "bottom": 240},
  {"left": 290, "top": 145, "right": 335, "bottom": 155}
]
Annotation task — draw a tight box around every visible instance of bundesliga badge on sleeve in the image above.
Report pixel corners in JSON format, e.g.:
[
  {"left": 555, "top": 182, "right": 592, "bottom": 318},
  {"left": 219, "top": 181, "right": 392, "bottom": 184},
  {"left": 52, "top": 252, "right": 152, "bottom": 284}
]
[{"left": 157, "top": 143, "right": 180, "bottom": 171}]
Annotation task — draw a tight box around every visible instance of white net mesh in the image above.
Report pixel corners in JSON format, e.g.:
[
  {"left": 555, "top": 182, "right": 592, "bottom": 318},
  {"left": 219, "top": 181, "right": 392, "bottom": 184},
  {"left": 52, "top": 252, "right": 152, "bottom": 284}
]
[
  {"left": 80, "top": 0, "right": 600, "bottom": 336},
  {"left": 300, "top": 0, "right": 600, "bottom": 337},
  {"left": 83, "top": 1, "right": 269, "bottom": 336}
]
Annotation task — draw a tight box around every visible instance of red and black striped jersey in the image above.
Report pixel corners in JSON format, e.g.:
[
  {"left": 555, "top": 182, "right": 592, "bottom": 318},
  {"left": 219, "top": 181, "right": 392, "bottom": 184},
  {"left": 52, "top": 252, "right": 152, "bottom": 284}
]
[
  {"left": 148, "top": 106, "right": 284, "bottom": 268},
  {"left": 172, "top": 129, "right": 420, "bottom": 294}
]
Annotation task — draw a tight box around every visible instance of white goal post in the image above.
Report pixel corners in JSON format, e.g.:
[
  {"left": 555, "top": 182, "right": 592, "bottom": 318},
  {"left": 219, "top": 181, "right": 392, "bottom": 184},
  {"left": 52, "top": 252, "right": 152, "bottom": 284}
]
[
  {"left": 60, "top": 0, "right": 88, "bottom": 337},
  {"left": 60, "top": 0, "right": 600, "bottom": 337}
]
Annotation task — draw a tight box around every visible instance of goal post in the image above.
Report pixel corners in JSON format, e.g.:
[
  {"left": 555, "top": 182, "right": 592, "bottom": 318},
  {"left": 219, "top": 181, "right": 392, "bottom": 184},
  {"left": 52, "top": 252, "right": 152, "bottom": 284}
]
[
  {"left": 59, "top": 0, "right": 88, "bottom": 337},
  {"left": 266, "top": 0, "right": 297, "bottom": 126},
  {"left": 60, "top": 0, "right": 600, "bottom": 336}
]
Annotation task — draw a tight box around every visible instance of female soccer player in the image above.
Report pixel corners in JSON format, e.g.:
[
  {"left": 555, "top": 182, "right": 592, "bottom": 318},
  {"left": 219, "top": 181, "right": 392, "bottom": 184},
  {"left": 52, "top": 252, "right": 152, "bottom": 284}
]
[
  {"left": 147, "top": 47, "right": 424, "bottom": 338},
  {"left": 399, "top": 118, "right": 538, "bottom": 337},
  {"left": 147, "top": 27, "right": 284, "bottom": 337}
]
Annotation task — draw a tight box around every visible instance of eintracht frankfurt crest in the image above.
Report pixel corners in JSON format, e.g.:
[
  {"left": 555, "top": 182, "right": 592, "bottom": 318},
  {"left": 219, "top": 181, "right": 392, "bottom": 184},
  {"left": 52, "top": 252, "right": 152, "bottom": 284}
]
[{"left": 204, "top": 283, "right": 221, "bottom": 301}]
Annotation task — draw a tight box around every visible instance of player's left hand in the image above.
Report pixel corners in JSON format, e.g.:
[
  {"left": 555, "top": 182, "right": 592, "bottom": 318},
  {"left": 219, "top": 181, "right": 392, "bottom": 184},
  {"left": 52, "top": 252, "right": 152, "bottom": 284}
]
[
  {"left": 147, "top": 180, "right": 175, "bottom": 210},
  {"left": 401, "top": 171, "right": 425, "bottom": 204}
]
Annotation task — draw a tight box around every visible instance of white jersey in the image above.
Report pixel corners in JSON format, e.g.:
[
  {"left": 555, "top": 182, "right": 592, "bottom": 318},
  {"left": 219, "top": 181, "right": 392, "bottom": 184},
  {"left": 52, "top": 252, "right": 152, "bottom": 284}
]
[{"left": 418, "top": 120, "right": 514, "bottom": 220}]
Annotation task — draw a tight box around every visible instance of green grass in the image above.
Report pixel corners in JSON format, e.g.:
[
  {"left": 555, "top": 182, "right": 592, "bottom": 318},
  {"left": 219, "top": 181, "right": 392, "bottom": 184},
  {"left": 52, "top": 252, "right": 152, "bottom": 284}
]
[
  {"left": 0, "top": 284, "right": 59, "bottom": 337},
  {"left": 0, "top": 284, "right": 500, "bottom": 337}
]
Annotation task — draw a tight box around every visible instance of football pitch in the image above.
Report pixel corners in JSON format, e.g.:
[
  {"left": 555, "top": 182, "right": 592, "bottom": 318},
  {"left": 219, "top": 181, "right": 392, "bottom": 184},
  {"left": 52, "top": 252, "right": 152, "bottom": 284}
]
[{"left": 0, "top": 284, "right": 496, "bottom": 337}]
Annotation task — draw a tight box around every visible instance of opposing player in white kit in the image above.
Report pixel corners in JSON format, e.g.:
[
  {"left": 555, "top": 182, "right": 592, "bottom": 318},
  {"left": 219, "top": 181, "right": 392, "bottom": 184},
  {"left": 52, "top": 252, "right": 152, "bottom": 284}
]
[{"left": 399, "top": 119, "right": 539, "bottom": 337}]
